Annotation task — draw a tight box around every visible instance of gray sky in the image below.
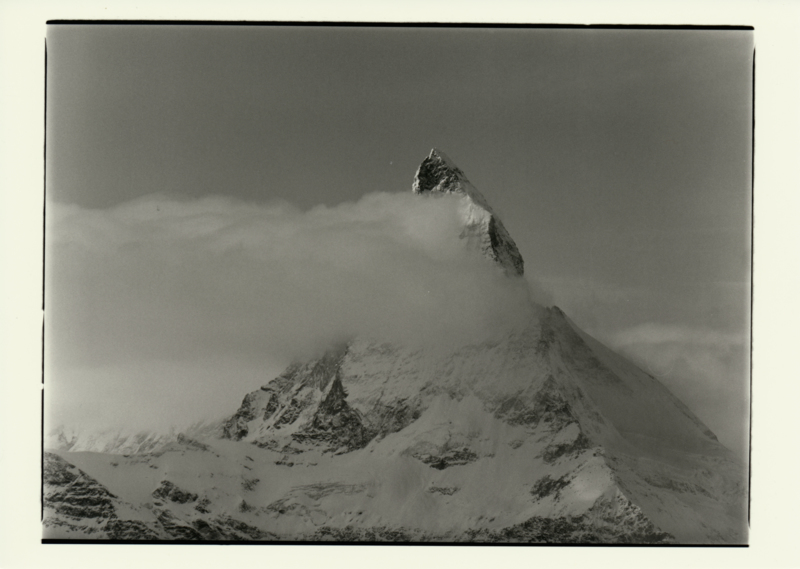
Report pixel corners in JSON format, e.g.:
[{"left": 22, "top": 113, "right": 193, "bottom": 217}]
[{"left": 45, "top": 25, "right": 752, "bottom": 458}]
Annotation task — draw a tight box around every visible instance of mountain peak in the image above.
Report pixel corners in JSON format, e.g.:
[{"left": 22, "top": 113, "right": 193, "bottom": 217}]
[
  {"left": 412, "top": 148, "right": 467, "bottom": 192},
  {"left": 412, "top": 148, "right": 488, "bottom": 209},
  {"left": 412, "top": 148, "right": 525, "bottom": 277}
]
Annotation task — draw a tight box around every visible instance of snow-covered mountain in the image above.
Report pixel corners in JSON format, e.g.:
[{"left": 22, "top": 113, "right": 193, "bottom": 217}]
[
  {"left": 46, "top": 422, "right": 220, "bottom": 455},
  {"left": 43, "top": 150, "right": 747, "bottom": 543},
  {"left": 46, "top": 426, "right": 176, "bottom": 455}
]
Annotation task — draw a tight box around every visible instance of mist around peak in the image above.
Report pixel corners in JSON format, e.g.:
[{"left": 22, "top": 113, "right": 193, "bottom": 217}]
[{"left": 46, "top": 191, "right": 549, "bottom": 434}]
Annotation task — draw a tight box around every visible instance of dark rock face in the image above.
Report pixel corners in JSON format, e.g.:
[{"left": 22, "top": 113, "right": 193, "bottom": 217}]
[
  {"left": 43, "top": 452, "right": 91, "bottom": 487},
  {"left": 241, "top": 477, "right": 260, "bottom": 491},
  {"left": 542, "top": 431, "right": 592, "bottom": 463},
  {"left": 493, "top": 375, "right": 577, "bottom": 431},
  {"left": 428, "top": 486, "right": 460, "bottom": 496},
  {"left": 298, "top": 495, "right": 674, "bottom": 543},
  {"left": 221, "top": 391, "right": 261, "bottom": 440},
  {"left": 262, "top": 395, "right": 280, "bottom": 420},
  {"left": 152, "top": 480, "right": 198, "bottom": 504},
  {"left": 223, "top": 344, "right": 357, "bottom": 450},
  {"left": 415, "top": 447, "right": 479, "bottom": 470},
  {"left": 104, "top": 520, "right": 163, "bottom": 540},
  {"left": 533, "top": 377, "right": 577, "bottom": 427},
  {"left": 292, "top": 375, "right": 369, "bottom": 453},
  {"left": 44, "top": 452, "right": 277, "bottom": 540},
  {"left": 412, "top": 149, "right": 524, "bottom": 277},
  {"left": 463, "top": 488, "right": 674, "bottom": 544},
  {"left": 44, "top": 453, "right": 118, "bottom": 520},
  {"left": 530, "top": 474, "right": 571, "bottom": 500},
  {"left": 194, "top": 498, "right": 211, "bottom": 514},
  {"left": 313, "top": 526, "right": 415, "bottom": 542},
  {"left": 485, "top": 215, "right": 525, "bottom": 277},
  {"left": 43, "top": 453, "right": 166, "bottom": 540},
  {"left": 412, "top": 149, "right": 470, "bottom": 195},
  {"left": 152, "top": 510, "right": 276, "bottom": 540},
  {"left": 212, "top": 516, "right": 276, "bottom": 540},
  {"left": 466, "top": 514, "right": 673, "bottom": 544},
  {"left": 154, "top": 510, "right": 205, "bottom": 540},
  {"left": 273, "top": 397, "right": 305, "bottom": 428},
  {"left": 222, "top": 343, "right": 403, "bottom": 455},
  {"left": 491, "top": 373, "right": 594, "bottom": 464}
]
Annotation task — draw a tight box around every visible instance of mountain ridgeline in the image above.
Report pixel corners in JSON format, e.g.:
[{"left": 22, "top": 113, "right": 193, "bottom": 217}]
[
  {"left": 412, "top": 149, "right": 525, "bottom": 277},
  {"left": 44, "top": 150, "right": 747, "bottom": 543}
]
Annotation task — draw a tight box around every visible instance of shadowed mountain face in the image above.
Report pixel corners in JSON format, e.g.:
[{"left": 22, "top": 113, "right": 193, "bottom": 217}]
[{"left": 44, "top": 151, "right": 747, "bottom": 543}]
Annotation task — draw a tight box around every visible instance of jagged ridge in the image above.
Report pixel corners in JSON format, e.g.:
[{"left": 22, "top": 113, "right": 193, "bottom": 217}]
[{"left": 413, "top": 148, "right": 525, "bottom": 277}]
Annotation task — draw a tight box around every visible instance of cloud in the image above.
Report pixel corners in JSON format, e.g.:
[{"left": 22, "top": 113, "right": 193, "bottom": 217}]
[
  {"left": 45, "top": 191, "right": 537, "bottom": 431},
  {"left": 610, "top": 323, "right": 745, "bottom": 349},
  {"left": 535, "top": 275, "right": 750, "bottom": 460},
  {"left": 608, "top": 323, "right": 750, "bottom": 460}
]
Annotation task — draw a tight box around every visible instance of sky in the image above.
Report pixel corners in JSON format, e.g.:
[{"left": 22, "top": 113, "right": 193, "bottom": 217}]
[{"left": 44, "top": 25, "right": 752, "bottom": 458}]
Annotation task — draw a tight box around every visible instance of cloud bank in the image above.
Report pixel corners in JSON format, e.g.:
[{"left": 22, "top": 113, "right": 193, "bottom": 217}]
[
  {"left": 609, "top": 323, "right": 750, "bottom": 460},
  {"left": 45, "top": 192, "right": 537, "bottom": 431},
  {"left": 538, "top": 275, "right": 750, "bottom": 459}
]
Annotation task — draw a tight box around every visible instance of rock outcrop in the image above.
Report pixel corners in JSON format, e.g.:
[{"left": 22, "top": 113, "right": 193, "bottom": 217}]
[{"left": 413, "top": 148, "right": 524, "bottom": 277}]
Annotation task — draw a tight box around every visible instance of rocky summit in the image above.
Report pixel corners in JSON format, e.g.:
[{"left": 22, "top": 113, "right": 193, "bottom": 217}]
[
  {"left": 413, "top": 149, "right": 525, "bottom": 277},
  {"left": 44, "top": 151, "right": 747, "bottom": 543}
]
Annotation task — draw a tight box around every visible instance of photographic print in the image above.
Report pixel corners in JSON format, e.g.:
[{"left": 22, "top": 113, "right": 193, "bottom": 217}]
[{"left": 42, "top": 24, "right": 752, "bottom": 544}]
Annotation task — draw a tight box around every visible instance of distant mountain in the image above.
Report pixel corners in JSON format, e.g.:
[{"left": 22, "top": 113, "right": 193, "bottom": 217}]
[
  {"left": 43, "top": 150, "right": 747, "bottom": 543},
  {"left": 47, "top": 426, "right": 176, "bottom": 455},
  {"left": 46, "top": 421, "right": 220, "bottom": 455}
]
